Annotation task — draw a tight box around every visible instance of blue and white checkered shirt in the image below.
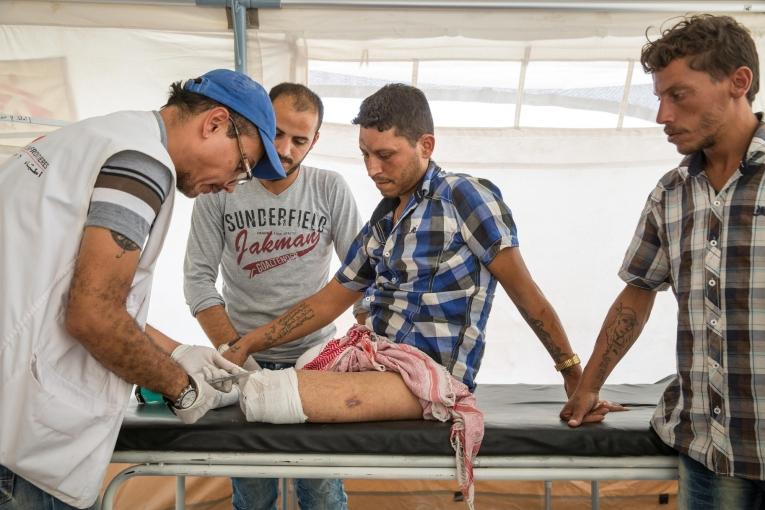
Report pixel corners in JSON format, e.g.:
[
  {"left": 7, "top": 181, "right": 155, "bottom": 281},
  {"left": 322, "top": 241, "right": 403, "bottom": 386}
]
[{"left": 336, "top": 162, "right": 518, "bottom": 390}]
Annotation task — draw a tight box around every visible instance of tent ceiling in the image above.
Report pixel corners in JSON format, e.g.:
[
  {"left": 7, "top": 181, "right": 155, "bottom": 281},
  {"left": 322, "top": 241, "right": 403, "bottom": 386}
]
[{"left": 40, "top": 0, "right": 765, "bottom": 12}]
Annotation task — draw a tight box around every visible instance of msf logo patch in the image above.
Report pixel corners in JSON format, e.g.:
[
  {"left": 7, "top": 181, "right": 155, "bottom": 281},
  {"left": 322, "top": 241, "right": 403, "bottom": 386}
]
[{"left": 19, "top": 140, "right": 49, "bottom": 178}]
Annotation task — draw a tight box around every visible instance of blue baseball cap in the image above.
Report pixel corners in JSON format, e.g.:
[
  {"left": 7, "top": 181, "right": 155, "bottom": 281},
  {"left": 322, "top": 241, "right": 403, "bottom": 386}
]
[{"left": 184, "top": 69, "right": 285, "bottom": 180}]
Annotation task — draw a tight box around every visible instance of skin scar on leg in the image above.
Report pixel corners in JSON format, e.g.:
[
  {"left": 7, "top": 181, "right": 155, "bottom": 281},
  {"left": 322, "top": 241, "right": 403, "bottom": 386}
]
[{"left": 296, "top": 370, "right": 422, "bottom": 423}]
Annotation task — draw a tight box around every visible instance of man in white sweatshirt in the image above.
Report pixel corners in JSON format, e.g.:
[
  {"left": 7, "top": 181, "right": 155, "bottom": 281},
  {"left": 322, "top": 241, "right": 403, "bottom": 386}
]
[{"left": 0, "top": 69, "right": 284, "bottom": 510}]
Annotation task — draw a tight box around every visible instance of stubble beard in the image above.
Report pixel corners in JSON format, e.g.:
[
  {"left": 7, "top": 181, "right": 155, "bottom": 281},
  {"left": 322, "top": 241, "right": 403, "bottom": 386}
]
[
  {"left": 175, "top": 168, "right": 195, "bottom": 198},
  {"left": 676, "top": 111, "right": 720, "bottom": 155}
]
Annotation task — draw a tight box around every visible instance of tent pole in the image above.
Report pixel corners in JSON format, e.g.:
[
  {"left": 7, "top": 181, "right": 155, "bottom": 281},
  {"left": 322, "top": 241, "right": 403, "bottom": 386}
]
[{"left": 231, "top": 0, "right": 248, "bottom": 74}]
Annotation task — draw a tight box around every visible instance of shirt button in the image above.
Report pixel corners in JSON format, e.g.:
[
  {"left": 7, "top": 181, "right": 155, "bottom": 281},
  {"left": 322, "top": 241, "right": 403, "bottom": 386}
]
[
  {"left": 391, "top": 277, "right": 398, "bottom": 283},
  {"left": 364, "top": 296, "right": 371, "bottom": 302},
  {"left": 710, "top": 240, "right": 718, "bottom": 247},
  {"left": 384, "top": 251, "right": 391, "bottom": 257},
  {"left": 708, "top": 279, "right": 716, "bottom": 287},
  {"left": 713, "top": 407, "right": 721, "bottom": 415},
  {"left": 712, "top": 362, "right": 720, "bottom": 369},
  {"left": 369, "top": 296, "right": 375, "bottom": 302},
  {"left": 710, "top": 319, "right": 717, "bottom": 326},
  {"left": 713, "top": 200, "right": 721, "bottom": 206}
]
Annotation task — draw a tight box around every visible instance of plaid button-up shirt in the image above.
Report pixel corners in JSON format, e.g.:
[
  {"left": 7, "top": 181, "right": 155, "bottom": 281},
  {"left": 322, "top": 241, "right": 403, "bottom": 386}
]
[
  {"left": 620, "top": 117, "right": 765, "bottom": 480},
  {"left": 336, "top": 162, "right": 518, "bottom": 391}
]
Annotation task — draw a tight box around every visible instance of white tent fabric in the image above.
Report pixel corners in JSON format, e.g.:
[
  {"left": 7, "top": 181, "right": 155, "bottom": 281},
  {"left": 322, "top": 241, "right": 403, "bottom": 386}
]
[{"left": 2, "top": 1, "right": 764, "bottom": 384}]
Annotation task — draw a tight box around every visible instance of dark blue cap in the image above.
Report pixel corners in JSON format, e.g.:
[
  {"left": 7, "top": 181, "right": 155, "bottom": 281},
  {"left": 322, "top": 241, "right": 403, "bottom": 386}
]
[{"left": 184, "top": 69, "right": 285, "bottom": 180}]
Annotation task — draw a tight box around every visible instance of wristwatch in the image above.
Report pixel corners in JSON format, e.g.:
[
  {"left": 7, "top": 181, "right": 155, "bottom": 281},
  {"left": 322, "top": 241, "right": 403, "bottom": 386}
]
[{"left": 165, "top": 377, "right": 198, "bottom": 410}]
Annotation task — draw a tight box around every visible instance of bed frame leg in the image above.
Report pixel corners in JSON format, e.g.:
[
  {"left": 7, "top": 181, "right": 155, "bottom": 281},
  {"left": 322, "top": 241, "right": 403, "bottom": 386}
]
[
  {"left": 544, "top": 480, "right": 552, "bottom": 510},
  {"left": 280, "top": 478, "right": 291, "bottom": 510},
  {"left": 176, "top": 475, "right": 186, "bottom": 510},
  {"left": 591, "top": 480, "right": 600, "bottom": 510}
]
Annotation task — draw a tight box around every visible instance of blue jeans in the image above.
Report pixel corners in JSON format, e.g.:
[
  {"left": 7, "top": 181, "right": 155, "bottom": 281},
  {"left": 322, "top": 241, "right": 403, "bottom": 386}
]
[
  {"left": 0, "top": 465, "right": 98, "bottom": 510},
  {"left": 679, "top": 454, "right": 765, "bottom": 510},
  {"left": 232, "top": 478, "right": 348, "bottom": 510},
  {"left": 232, "top": 361, "right": 348, "bottom": 510}
]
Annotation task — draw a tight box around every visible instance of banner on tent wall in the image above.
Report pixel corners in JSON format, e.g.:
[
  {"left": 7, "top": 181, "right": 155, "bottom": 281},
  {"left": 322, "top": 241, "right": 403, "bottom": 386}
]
[
  {"left": 0, "top": 57, "right": 75, "bottom": 121},
  {"left": 0, "top": 58, "right": 75, "bottom": 155}
]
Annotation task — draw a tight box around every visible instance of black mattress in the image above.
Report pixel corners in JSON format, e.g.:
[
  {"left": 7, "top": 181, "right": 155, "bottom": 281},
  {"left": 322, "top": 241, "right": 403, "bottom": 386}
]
[{"left": 116, "top": 379, "right": 677, "bottom": 458}]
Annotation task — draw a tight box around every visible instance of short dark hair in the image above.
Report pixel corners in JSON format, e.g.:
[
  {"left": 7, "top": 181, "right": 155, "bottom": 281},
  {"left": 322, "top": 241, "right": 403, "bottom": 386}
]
[
  {"left": 269, "top": 82, "right": 324, "bottom": 132},
  {"left": 352, "top": 83, "right": 434, "bottom": 146},
  {"left": 641, "top": 14, "right": 759, "bottom": 104},
  {"left": 163, "top": 81, "right": 255, "bottom": 138}
]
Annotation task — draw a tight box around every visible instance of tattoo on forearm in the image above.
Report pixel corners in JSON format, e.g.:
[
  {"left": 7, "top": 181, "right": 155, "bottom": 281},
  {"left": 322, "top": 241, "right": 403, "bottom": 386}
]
[
  {"left": 596, "top": 303, "right": 638, "bottom": 384},
  {"left": 111, "top": 231, "right": 139, "bottom": 259},
  {"left": 345, "top": 397, "right": 362, "bottom": 408},
  {"left": 518, "top": 306, "right": 564, "bottom": 362},
  {"left": 263, "top": 303, "right": 315, "bottom": 349}
]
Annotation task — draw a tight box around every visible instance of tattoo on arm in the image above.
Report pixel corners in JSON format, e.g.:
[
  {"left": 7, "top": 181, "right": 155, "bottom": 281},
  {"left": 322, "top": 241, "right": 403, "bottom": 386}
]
[
  {"left": 111, "top": 231, "right": 139, "bottom": 259},
  {"left": 263, "top": 303, "right": 316, "bottom": 349},
  {"left": 518, "top": 306, "right": 564, "bottom": 362},
  {"left": 226, "top": 337, "right": 243, "bottom": 353},
  {"left": 595, "top": 303, "right": 638, "bottom": 385}
]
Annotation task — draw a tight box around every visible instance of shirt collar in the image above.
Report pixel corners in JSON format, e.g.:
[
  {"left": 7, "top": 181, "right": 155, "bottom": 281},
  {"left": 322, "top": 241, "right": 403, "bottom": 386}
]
[
  {"left": 369, "top": 160, "right": 441, "bottom": 225},
  {"left": 687, "top": 112, "right": 764, "bottom": 177}
]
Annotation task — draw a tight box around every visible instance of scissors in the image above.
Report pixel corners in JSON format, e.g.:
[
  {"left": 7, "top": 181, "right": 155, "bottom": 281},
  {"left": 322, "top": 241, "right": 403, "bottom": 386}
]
[{"left": 207, "top": 369, "right": 259, "bottom": 386}]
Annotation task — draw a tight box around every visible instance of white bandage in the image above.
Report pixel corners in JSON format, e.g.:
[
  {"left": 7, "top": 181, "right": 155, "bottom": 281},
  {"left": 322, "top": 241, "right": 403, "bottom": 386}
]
[{"left": 239, "top": 368, "right": 307, "bottom": 424}]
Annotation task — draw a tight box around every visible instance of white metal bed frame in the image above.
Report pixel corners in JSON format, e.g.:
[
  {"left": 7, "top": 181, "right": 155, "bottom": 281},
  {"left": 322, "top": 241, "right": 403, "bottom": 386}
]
[{"left": 104, "top": 451, "right": 678, "bottom": 510}]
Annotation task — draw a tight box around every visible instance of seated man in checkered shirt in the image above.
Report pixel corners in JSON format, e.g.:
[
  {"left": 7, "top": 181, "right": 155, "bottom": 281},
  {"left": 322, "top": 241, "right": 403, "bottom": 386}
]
[{"left": 215, "top": 83, "right": 587, "bottom": 423}]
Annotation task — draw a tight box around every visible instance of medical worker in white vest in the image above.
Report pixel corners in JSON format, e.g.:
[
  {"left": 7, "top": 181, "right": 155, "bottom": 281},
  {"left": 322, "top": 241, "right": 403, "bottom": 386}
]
[{"left": 0, "top": 69, "right": 285, "bottom": 510}]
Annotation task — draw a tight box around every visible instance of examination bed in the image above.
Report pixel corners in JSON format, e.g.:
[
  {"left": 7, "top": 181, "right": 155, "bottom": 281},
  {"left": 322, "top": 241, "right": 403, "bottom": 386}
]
[{"left": 105, "top": 378, "right": 678, "bottom": 509}]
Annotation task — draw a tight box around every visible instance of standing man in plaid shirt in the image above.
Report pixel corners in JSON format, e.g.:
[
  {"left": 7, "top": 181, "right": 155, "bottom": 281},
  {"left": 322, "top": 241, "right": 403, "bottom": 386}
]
[
  {"left": 561, "top": 15, "right": 765, "bottom": 509},
  {"left": 219, "top": 83, "right": 583, "bottom": 423}
]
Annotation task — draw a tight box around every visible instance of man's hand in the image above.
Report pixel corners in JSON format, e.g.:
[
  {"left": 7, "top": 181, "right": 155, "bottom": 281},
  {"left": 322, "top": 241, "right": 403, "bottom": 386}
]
[
  {"left": 220, "top": 341, "right": 250, "bottom": 367},
  {"left": 171, "top": 344, "right": 239, "bottom": 377},
  {"left": 560, "top": 390, "right": 627, "bottom": 427},
  {"left": 172, "top": 374, "right": 231, "bottom": 424},
  {"left": 201, "top": 364, "right": 248, "bottom": 393},
  {"left": 561, "top": 368, "right": 582, "bottom": 398}
]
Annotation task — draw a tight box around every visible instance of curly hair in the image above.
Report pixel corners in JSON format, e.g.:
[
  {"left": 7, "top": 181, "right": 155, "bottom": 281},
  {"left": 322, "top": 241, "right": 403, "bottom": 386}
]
[{"left": 640, "top": 14, "right": 759, "bottom": 104}]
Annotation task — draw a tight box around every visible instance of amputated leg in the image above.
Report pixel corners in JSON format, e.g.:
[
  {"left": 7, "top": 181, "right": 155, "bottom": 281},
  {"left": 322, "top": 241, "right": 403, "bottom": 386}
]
[{"left": 238, "top": 369, "right": 423, "bottom": 424}]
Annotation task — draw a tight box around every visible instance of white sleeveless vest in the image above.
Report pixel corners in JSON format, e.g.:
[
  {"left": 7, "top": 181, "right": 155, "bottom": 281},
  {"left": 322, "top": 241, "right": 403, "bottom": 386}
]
[{"left": 0, "top": 111, "right": 176, "bottom": 508}]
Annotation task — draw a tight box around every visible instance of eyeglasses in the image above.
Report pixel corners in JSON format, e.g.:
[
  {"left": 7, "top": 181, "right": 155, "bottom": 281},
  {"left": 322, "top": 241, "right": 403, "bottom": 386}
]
[{"left": 229, "top": 118, "right": 252, "bottom": 185}]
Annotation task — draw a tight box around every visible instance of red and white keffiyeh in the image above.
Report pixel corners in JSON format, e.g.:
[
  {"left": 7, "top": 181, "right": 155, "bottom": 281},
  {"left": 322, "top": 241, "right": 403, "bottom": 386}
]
[{"left": 302, "top": 324, "right": 484, "bottom": 509}]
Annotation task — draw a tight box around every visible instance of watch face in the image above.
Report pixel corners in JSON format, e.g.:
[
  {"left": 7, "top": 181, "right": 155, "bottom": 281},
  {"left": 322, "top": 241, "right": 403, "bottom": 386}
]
[{"left": 179, "top": 387, "right": 197, "bottom": 409}]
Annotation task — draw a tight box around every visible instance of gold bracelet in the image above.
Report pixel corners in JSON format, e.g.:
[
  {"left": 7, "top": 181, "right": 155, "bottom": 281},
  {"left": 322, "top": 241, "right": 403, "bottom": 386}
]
[{"left": 555, "top": 354, "right": 580, "bottom": 372}]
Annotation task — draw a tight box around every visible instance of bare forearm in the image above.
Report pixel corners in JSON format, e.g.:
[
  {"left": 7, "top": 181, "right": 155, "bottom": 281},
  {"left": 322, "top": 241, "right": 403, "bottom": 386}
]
[
  {"left": 69, "top": 310, "right": 187, "bottom": 398},
  {"left": 236, "top": 279, "right": 359, "bottom": 357},
  {"left": 238, "top": 300, "right": 326, "bottom": 355},
  {"left": 195, "top": 305, "right": 240, "bottom": 348},
  {"left": 517, "top": 299, "right": 574, "bottom": 365},
  {"left": 145, "top": 324, "right": 181, "bottom": 354},
  {"left": 580, "top": 284, "right": 656, "bottom": 391},
  {"left": 487, "top": 248, "right": 581, "bottom": 387},
  {"left": 65, "top": 226, "right": 188, "bottom": 399},
  {"left": 515, "top": 295, "right": 582, "bottom": 390}
]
